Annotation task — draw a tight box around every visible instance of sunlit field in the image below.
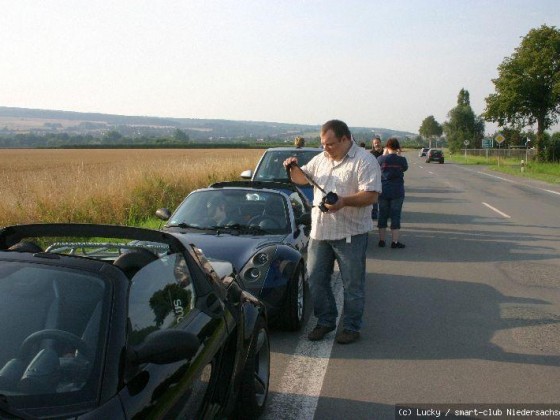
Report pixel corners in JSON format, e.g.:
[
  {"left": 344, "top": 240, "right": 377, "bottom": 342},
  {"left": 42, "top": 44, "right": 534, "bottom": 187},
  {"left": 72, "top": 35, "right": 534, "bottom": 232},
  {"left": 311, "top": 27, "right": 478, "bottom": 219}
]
[{"left": 0, "top": 149, "right": 263, "bottom": 226}]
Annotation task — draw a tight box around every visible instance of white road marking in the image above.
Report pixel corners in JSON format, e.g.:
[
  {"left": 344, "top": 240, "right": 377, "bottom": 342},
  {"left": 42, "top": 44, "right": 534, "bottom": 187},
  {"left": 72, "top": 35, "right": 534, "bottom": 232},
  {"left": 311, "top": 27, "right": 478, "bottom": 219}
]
[
  {"left": 542, "top": 189, "right": 560, "bottom": 196},
  {"left": 477, "top": 170, "right": 560, "bottom": 196},
  {"left": 265, "top": 273, "right": 343, "bottom": 420},
  {"left": 477, "top": 171, "right": 515, "bottom": 183},
  {"left": 482, "top": 202, "right": 511, "bottom": 219}
]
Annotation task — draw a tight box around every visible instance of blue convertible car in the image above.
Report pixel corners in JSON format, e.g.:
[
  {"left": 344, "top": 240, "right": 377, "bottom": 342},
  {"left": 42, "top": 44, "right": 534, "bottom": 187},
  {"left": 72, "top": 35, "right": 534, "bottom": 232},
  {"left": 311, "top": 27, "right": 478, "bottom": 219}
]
[{"left": 156, "top": 181, "right": 311, "bottom": 331}]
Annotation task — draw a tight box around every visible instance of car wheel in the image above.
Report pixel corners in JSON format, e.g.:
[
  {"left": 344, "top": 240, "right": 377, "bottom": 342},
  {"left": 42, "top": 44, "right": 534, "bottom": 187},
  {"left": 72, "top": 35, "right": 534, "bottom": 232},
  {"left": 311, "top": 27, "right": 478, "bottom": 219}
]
[
  {"left": 280, "top": 265, "right": 306, "bottom": 331},
  {"left": 440, "top": 160, "right": 444, "bottom": 164},
  {"left": 235, "top": 316, "right": 270, "bottom": 419}
]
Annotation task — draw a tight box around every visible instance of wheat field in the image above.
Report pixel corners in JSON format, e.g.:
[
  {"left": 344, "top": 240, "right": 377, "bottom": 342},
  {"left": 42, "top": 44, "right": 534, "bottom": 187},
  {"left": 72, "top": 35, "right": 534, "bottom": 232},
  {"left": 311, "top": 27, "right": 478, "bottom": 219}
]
[{"left": 0, "top": 149, "right": 263, "bottom": 226}]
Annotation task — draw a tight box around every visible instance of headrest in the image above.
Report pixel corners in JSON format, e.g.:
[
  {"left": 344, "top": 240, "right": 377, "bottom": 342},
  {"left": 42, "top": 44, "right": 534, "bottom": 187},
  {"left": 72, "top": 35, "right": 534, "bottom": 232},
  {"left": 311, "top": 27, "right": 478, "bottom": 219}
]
[{"left": 113, "top": 249, "right": 158, "bottom": 279}]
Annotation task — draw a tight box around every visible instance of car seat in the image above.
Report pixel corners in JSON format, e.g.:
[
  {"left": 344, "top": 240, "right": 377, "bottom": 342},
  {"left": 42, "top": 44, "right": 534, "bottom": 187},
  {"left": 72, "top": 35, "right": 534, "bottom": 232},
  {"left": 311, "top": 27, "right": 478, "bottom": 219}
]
[
  {"left": 113, "top": 248, "right": 159, "bottom": 279},
  {"left": 8, "top": 241, "right": 43, "bottom": 253},
  {"left": 251, "top": 195, "right": 287, "bottom": 230}
]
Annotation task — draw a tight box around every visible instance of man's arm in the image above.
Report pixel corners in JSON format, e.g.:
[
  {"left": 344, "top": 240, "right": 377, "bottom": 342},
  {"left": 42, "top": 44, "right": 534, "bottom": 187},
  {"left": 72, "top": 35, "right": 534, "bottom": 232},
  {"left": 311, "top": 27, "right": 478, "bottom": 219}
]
[
  {"left": 325, "top": 190, "right": 378, "bottom": 213},
  {"left": 283, "top": 157, "right": 310, "bottom": 186}
]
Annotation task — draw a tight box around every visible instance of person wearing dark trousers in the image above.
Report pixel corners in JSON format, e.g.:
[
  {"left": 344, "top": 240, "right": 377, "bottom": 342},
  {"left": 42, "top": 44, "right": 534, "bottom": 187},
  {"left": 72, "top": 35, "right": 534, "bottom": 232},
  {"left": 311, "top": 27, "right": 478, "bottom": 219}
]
[
  {"left": 377, "top": 137, "right": 408, "bottom": 249},
  {"left": 370, "top": 135, "right": 383, "bottom": 219}
]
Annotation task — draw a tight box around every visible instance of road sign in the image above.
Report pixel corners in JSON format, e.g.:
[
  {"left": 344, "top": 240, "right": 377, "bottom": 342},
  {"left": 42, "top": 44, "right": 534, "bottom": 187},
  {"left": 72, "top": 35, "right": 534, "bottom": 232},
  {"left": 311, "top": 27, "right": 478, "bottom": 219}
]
[
  {"left": 482, "top": 138, "right": 493, "bottom": 148},
  {"left": 495, "top": 134, "right": 505, "bottom": 144},
  {"left": 464, "top": 140, "right": 470, "bottom": 146}
]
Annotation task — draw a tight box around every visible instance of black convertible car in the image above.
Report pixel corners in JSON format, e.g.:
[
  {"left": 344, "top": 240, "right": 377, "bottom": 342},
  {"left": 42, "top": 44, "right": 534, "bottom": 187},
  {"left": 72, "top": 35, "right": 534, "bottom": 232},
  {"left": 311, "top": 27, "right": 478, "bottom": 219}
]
[
  {"left": 0, "top": 224, "right": 269, "bottom": 419},
  {"left": 156, "top": 181, "right": 311, "bottom": 331}
]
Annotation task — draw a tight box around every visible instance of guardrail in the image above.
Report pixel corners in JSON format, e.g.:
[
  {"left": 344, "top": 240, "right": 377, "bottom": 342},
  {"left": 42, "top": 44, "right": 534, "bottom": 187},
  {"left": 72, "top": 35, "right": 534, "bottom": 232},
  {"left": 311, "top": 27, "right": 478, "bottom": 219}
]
[{"left": 456, "top": 148, "right": 537, "bottom": 160}]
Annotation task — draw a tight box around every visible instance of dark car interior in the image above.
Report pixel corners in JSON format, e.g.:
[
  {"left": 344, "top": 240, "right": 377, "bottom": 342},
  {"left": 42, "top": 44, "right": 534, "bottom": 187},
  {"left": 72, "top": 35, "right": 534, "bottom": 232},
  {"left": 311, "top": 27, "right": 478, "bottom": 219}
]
[{"left": 0, "top": 259, "right": 105, "bottom": 395}]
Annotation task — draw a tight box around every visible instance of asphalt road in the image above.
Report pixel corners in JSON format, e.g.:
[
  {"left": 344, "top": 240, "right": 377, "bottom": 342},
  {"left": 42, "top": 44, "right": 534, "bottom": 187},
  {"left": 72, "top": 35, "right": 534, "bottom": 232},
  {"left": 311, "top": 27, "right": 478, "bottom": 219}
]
[{"left": 263, "top": 152, "right": 560, "bottom": 420}]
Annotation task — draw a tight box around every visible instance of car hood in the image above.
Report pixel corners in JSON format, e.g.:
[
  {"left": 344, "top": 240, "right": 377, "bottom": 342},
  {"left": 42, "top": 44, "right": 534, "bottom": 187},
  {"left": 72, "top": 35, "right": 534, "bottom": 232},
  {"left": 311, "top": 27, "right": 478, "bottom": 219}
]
[{"left": 178, "top": 232, "right": 283, "bottom": 270}]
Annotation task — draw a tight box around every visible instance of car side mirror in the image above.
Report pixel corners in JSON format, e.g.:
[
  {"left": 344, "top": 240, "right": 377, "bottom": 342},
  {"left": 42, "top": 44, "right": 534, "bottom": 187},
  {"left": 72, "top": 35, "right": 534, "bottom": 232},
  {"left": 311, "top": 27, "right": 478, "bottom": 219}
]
[
  {"left": 155, "top": 208, "right": 171, "bottom": 221},
  {"left": 240, "top": 170, "right": 253, "bottom": 179},
  {"left": 129, "top": 330, "right": 199, "bottom": 365}
]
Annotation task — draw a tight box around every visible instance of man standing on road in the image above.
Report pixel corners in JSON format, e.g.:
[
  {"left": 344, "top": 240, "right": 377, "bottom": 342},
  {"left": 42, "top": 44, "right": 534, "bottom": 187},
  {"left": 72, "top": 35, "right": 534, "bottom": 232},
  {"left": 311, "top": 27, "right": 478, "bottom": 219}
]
[
  {"left": 370, "top": 135, "right": 384, "bottom": 219},
  {"left": 283, "top": 119, "right": 381, "bottom": 344},
  {"left": 370, "top": 135, "right": 383, "bottom": 158}
]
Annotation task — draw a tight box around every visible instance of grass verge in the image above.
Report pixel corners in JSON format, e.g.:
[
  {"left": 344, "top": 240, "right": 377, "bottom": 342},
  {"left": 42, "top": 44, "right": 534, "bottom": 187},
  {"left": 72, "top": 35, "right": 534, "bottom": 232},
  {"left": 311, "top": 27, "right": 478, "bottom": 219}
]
[{"left": 446, "top": 154, "right": 560, "bottom": 184}]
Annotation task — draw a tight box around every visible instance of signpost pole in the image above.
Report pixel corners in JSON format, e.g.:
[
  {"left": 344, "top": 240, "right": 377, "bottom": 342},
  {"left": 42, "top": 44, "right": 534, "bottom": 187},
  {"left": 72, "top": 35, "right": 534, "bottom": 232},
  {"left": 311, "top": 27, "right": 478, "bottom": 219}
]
[
  {"left": 494, "top": 134, "right": 506, "bottom": 167},
  {"left": 498, "top": 144, "right": 500, "bottom": 167}
]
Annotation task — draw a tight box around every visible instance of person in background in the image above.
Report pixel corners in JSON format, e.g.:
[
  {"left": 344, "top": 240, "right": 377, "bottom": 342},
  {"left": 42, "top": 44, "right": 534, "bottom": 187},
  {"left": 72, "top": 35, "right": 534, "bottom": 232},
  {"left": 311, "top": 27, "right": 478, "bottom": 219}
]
[
  {"left": 377, "top": 137, "right": 408, "bottom": 249},
  {"left": 294, "top": 136, "right": 305, "bottom": 148},
  {"left": 359, "top": 141, "right": 366, "bottom": 148},
  {"left": 206, "top": 196, "right": 234, "bottom": 226},
  {"left": 283, "top": 119, "right": 381, "bottom": 344},
  {"left": 370, "top": 135, "right": 383, "bottom": 158},
  {"left": 370, "top": 135, "right": 384, "bottom": 219}
]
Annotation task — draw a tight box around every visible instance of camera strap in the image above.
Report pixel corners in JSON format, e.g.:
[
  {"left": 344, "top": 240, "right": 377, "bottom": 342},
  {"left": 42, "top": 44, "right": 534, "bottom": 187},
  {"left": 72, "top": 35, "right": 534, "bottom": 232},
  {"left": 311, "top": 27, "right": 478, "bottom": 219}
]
[{"left": 287, "top": 163, "right": 328, "bottom": 194}]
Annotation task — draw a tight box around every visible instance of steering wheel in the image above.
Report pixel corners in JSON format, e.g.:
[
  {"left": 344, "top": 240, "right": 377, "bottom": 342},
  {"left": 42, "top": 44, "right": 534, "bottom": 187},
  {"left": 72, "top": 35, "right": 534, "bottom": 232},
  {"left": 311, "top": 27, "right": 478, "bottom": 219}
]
[
  {"left": 19, "top": 329, "right": 91, "bottom": 360},
  {"left": 248, "top": 215, "right": 282, "bottom": 229}
]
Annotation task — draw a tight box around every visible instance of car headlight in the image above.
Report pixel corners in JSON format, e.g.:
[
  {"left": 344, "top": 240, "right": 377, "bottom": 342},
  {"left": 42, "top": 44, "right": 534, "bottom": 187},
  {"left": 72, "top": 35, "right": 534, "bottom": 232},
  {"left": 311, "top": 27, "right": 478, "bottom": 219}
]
[{"left": 241, "top": 246, "right": 277, "bottom": 284}]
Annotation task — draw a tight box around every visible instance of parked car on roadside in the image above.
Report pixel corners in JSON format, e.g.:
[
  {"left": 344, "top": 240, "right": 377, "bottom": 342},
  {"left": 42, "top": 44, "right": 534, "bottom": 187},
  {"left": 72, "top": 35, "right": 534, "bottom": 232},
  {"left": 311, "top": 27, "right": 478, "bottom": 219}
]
[
  {"left": 0, "top": 223, "right": 269, "bottom": 419},
  {"left": 419, "top": 147, "right": 430, "bottom": 157},
  {"left": 426, "top": 149, "right": 444, "bottom": 163},
  {"left": 241, "top": 147, "right": 323, "bottom": 203},
  {"left": 156, "top": 180, "right": 312, "bottom": 331}
]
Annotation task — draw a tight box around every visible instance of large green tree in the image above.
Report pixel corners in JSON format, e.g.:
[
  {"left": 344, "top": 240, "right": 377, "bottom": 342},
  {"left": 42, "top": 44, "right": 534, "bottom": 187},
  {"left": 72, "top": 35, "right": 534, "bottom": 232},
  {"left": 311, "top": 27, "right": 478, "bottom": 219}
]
[
  {"left": 444, "top": 89, "right": 485, "bottom": 153},
  {"left": 484, "top": 25, "right": 560, "bottom": 159},
  {"left": 419, "top": 115, "right": 443, "bottom": 147}
]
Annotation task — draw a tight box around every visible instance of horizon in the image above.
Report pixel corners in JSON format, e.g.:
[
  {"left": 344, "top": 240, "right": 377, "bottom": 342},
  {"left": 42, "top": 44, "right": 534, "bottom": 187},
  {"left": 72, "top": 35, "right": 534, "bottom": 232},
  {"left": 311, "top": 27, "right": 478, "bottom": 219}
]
[{"left": 1, "top": 1, "right": 559, "bottom": 134}]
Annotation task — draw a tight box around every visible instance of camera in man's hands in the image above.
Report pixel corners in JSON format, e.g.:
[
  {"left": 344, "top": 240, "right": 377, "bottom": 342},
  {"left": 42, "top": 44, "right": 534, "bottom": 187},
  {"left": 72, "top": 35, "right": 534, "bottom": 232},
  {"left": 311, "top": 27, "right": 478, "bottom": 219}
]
[{"left": 318, "top": 192, "right": 338, "bottom": 213}]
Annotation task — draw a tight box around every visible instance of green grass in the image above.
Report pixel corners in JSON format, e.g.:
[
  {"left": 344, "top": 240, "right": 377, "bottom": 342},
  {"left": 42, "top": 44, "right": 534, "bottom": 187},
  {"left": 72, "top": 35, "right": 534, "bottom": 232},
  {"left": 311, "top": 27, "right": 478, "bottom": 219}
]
[
  {"left": 138, "top": 218, "right": 166, "bottom": 229},
  {"left": 446, "top": 153, "right": 560, "bottom": 184}
]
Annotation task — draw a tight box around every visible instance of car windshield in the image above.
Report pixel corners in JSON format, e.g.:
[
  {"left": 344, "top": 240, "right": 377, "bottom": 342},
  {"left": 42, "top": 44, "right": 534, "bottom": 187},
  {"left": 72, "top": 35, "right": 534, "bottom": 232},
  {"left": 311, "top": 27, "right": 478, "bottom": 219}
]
[
  {"left": 0, "top": 260, "right": 108, "bottom": 404},
  {"left": 170, "top": 189, "right": 290, "bottom": 234},
  {"left": 253, "top": 149, "right": 322, "bottom": 182}
]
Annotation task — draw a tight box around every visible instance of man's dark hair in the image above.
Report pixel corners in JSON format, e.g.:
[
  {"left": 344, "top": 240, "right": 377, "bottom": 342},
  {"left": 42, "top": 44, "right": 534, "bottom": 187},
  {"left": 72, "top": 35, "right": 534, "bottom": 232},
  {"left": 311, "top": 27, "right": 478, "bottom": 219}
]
[{"left": 321, "top": 120, "right": 351, "bottom": 140}]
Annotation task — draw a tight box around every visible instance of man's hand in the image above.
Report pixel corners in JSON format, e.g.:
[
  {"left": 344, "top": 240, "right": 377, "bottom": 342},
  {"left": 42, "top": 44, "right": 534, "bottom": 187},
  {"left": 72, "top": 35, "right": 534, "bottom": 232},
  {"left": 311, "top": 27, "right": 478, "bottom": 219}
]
[
  {"left": 283, "top": 157, "right": 309, "bottom": 185},
  {"left": 325, "top": 191, "right": 377, "bottom": 213},
  {"left": 324, "top": 196, "right": 345, "bottom": 213},
  {"left": 283, "top": 157, "right": 298, "bottom": 168}
]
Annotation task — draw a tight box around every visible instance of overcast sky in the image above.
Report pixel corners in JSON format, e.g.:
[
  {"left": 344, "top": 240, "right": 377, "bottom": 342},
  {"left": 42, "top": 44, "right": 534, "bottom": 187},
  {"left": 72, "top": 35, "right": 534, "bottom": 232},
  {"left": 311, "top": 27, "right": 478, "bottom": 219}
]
[{"left": 1, "top": 0, "right": 559, "bottom": 134}]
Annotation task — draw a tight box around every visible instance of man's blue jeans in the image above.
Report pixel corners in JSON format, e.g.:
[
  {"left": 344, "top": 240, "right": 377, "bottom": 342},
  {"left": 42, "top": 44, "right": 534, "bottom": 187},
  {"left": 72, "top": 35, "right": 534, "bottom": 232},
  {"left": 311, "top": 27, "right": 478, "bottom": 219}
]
[{"left": 307, "top": 233, "right": 368, "bottom": 332}]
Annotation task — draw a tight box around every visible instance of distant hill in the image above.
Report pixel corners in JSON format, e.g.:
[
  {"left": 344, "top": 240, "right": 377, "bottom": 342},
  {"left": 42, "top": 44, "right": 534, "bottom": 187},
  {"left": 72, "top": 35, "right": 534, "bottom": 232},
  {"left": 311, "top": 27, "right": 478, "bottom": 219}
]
[{"left": 0, "top": 106, "right": 417, "bottom": 144}]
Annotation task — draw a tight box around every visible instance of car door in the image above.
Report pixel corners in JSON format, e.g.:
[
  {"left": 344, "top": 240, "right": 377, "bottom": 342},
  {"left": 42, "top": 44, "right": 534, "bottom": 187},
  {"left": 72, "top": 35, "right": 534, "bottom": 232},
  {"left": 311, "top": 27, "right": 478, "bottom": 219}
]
[{"left": 119, "top": 252, "right": 229, "bottom": 419}]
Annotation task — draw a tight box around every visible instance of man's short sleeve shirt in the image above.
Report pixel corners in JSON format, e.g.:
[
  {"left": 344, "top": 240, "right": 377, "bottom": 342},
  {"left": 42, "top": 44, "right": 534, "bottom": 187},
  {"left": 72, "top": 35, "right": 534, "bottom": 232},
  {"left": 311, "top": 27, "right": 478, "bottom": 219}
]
[{"left": 302, "top": 142, "right": 382, "bottom": 240}]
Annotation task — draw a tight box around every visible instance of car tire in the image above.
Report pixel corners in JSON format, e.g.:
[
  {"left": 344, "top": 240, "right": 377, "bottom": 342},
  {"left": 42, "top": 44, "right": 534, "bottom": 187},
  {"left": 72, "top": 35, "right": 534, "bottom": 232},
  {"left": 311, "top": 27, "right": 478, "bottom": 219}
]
[
  {"left": 235, "top": 316, "right": 270, "bottom": 419},
  {"left": 440, "top": 160, "right": 444, "bottom": 164},
  {"left": 279, "top": 265, "right": 306, "bottom": 331}
]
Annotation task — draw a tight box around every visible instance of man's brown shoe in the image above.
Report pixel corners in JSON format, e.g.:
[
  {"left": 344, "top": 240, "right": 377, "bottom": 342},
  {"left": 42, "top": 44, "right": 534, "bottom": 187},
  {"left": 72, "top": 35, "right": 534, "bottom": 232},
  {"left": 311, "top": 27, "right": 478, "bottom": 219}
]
[
  {"left": 336, "top": 330, "right": 360, "bottom": 344},
  {"left": 308, "top": 325, "right": 336, "bottom": 341}
]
